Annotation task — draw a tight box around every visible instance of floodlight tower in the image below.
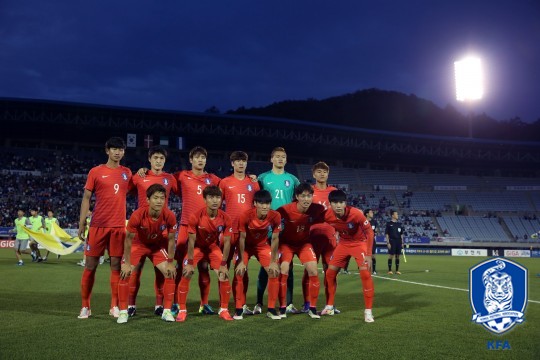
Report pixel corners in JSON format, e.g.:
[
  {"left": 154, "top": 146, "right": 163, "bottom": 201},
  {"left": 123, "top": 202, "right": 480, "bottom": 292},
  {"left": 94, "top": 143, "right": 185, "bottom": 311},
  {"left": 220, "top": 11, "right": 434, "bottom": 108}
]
[{"left": 454, "top": 57, "right": 484, "bottom": 138}]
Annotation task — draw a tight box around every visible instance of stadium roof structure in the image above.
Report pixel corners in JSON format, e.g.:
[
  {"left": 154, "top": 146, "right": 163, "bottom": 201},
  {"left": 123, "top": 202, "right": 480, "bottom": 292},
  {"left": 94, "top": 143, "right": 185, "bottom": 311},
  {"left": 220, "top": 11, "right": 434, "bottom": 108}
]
[{"left": 1, "top": 97, "right": 539, "bottom": 173}]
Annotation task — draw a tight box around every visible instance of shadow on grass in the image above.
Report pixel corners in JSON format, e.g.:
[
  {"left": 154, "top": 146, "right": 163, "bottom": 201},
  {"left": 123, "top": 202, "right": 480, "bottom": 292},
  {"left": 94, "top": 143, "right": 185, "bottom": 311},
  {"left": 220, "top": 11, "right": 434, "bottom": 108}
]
[{"left": 374, "top": 291, "right": 430, "bottom": 320}]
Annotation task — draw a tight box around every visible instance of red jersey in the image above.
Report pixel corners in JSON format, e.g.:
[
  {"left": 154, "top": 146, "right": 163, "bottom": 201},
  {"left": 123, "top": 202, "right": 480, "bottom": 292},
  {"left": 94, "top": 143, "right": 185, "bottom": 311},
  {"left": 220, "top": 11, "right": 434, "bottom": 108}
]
[
  {"left": 312, "top": 185, "right": 338, "bottom": 210},
  {"left": 277, "top": 202, "right": 325, "bottom": 246},
  {"left": 174, "top": 170, "right": 221, "bottom": 225},
  {"left": 127, "top": 207, "right": 178, "bottom": 246},
  {"left": 219, "top": 175, "right": 260, "bottom": 231},
  {"left": 187, "top": 207, "right": 233, "bottom": 248},
  {"left": 132, "top": 170, "right": 178, "bottom": 208},
  {"left": 324, "top": 206, "right": 374, "bottom": 255},
  {"left": 238, "top": 208, "right": 281, "bottom": 247},
  {"left": 85, "top": 164, "right": 133, "bottom": 227}
]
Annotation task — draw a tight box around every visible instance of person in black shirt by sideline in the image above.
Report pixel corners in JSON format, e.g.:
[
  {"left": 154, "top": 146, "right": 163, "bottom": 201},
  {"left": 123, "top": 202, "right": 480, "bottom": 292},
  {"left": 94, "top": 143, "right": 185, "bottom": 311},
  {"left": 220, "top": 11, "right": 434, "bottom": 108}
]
[{"left": 385, "top": 210, "right": 404, "bottom": 275}]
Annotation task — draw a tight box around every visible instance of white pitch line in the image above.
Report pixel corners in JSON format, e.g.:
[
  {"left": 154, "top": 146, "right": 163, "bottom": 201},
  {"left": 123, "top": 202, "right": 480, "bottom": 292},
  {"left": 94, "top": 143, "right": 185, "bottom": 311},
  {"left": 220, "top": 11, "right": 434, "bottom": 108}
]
[{"left": 293, "top": 262, "right": 540, "bottom": 304}]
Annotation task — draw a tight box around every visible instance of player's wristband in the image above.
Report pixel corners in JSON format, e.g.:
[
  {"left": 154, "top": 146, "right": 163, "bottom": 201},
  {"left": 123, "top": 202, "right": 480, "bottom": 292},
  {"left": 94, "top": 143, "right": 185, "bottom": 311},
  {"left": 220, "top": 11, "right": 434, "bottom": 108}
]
[
  {"left": 220, "top": 260, "right": 227, "bottom": 266},
  {"left": 187, "top": 259, "right": 194, "bottom": 265},
  {"left": 167, "top": 258, "right": 173, "bottom": 263}
]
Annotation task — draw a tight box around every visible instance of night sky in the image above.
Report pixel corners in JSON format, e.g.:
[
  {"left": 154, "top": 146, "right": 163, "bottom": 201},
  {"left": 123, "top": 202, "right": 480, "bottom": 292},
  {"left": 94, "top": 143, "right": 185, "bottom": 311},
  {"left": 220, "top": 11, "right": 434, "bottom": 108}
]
[{"left": 1, "top": 1, "right": 539, "bottom": 122}]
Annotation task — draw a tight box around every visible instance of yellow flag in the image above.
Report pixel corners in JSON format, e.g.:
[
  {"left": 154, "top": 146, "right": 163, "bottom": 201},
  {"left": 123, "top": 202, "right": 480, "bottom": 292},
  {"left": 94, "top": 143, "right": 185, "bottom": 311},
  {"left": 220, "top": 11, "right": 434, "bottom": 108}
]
[{"left": 22, "top": 224, "right": 82, "bottom": 255}]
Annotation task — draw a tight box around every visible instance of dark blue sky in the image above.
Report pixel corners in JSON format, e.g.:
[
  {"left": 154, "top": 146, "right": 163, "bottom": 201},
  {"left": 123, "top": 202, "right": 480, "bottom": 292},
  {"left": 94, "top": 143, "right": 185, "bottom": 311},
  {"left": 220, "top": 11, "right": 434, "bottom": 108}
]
[{"left": 1, "top": 1, "right": 539, "bottom": 122}]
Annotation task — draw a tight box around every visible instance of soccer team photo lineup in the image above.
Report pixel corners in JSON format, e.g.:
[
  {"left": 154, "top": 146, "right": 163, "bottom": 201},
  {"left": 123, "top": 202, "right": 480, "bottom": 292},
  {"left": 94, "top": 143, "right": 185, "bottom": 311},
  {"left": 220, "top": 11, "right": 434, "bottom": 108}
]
[{"left": 10, "top": 139, "right": 418, "bottom": 324}]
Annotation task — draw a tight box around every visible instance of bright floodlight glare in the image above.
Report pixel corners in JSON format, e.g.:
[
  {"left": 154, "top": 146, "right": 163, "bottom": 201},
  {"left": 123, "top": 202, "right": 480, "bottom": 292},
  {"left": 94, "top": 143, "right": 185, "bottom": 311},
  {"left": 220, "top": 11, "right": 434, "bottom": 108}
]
[{"left": 454, "top": 57, "right": 483, "bottom": 101}]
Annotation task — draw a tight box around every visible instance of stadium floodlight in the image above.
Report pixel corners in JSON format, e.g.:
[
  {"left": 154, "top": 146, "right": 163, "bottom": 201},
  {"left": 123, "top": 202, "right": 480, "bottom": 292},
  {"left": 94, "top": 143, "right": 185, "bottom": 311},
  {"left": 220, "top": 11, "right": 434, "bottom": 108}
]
[{"left": 454, "top": 57, "right": 483, "bottom": 101}]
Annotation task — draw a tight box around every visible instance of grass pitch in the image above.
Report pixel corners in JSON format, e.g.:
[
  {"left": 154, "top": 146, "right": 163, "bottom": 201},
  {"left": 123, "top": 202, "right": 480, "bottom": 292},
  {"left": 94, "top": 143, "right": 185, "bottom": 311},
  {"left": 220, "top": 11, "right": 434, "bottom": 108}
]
[{"left": 0, "top": 250, "right": 538, "bottom": 359}]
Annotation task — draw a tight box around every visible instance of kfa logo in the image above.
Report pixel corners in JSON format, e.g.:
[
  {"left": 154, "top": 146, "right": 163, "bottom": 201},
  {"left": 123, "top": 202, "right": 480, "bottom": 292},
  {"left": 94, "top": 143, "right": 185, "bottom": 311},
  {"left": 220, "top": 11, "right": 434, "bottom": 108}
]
[
  {"left": 205, "top": 178, "right": 211, "bottom": 185},
  {"left": 469, "top": 258, "right": 527, "bottom": 334},
  {"left": 284, "top": 180, "right": 290, "bottom": 187},
  {"left": 247, "top": 184, "right": 253, "bottom": 192},
  {"left": 163, "top": 178, "right": 169, "bottom": 186},
  {"left": 122, "top": 173, "right": 128, "bottom": 181}
]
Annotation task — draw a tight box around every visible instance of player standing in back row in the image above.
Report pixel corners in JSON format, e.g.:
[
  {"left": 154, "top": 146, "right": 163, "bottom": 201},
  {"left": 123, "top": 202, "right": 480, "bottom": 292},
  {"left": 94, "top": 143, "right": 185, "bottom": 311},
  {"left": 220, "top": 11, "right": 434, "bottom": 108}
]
[
  {"left": 173, "top": 146, "right": 220, "bottom": 315},
  {"left": 254, "top": 147, "right": 300, "bottom": 315},
  {"left": 77, "top": 137, "right": 133, "bottom": 319},
  {"left": 219, "top": 151, "right": 260, "bottom": 316}
]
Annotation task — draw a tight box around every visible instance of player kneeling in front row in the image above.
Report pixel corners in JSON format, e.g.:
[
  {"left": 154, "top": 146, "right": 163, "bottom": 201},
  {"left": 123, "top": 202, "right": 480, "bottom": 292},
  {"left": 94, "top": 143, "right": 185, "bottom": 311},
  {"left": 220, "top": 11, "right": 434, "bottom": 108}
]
[
  {"left": 234, "top": 190, "right": 282, "bottom": 320},
  {"left": 323, "top": 190, "right": 375, "bottom": 323},
  {"left": 117, "top": 184, "right": 178, "bottom": 323},
  {"left": 277, "top": 183, "right": 324, "bottom": 319},
  {"left": 176, "top": 185, "right": 234, "bottom": 322}
]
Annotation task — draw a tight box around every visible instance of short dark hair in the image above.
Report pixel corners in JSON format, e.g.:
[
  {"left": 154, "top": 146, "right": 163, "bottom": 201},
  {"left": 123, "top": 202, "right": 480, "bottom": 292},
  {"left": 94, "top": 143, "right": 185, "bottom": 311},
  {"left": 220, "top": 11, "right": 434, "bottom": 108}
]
[
  {"left": 202, "top": 185, "right": 222, "bottom": 198},
  {"left": 364, "top": 208, "right": 373, "bottom": 214},
  {"left": 29, "top": 206, "right": 38, "bottom": 212},
  {"left": 328, "top": 190, "right": 347, "bottom": 203},
  {"left": 189, "top": 146, "right": 207, "bottom": 159},
  {"left": 390, "top": 209, "right": 398, "bottom": 216},
  {"left": 148, "top": 145, "right": 168, "bottom": 159},
  {"left": 271, "top": 147, "right": 286, "bottom": 157},
  {"left": 294, "top": 183, "right": 314, "bottom": 196},
  {"left": 105, "top": 137, "right": 126, "bottom": 149},
  {"left": 312, "top": 161, "right": 329, "bottom": 173},
  {"left": 230, "top": 151, "right": 248, "bottom": 162},
  {"left": 253, "top": 190, "right": 272, "bottom": 204},
  {"left": 146, "top": 184, "right": 166, "bottom": 198}
]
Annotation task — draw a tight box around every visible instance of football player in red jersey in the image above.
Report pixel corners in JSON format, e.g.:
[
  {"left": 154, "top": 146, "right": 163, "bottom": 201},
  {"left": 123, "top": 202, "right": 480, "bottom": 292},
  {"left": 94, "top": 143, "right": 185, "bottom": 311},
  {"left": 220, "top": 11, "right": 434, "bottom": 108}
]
[
  {"left": 233, "top": 190, "right": 281, "bottom": 320},
  {"left": 302, "top": 161, "right": 339, "bottom": 313},
  {"left": 323, "top": 190, "right": 375, "bottom": 323},
  {"left": 219, "top": 151, "right": 260, "bottom": 316},
  {"left": 175, "top": 185, "right": 234, "bottom": 322},
  {"left": 128, "top": 146, "right": 179, "bottom": 317},
  {"left": 277, "top": 183, "right": 325, "bottom": 319},
  {"left": 77, "top": 137, "right": 133, "bottom": 319},
  {"left": 173, "top": 146, "right": 220, "bottom": 315},
  {"left": 116, "top": 184, "right": 178, "bottom": 323}
]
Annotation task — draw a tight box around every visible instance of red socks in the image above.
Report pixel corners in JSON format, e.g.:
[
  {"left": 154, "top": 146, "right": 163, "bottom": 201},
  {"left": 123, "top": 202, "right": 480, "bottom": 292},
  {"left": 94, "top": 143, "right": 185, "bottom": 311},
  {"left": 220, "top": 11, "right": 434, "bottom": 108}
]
[{"left": 80, "top": 268, "right": 96, "bottom": 308}]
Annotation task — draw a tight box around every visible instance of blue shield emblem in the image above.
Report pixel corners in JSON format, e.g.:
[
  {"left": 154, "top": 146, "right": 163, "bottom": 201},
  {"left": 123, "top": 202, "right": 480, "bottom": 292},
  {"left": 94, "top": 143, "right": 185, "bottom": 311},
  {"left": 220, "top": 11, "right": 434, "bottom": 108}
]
[
  {"left": 205, "top": 178, "right": 211, "bottom": 185},
  {"left": 347, "top": 222, "right": 355, "bottom": 229},
  {"left": 247, "top": 184, "right": 253, "bottom": 192},
  {"left": 469, "top": 258, "right": 527, "bottom": 334},
  {"left": 160, "top": 224, "right": 166, "bottom": 231},
  {"left": 122, "top": 173, "right": 128, "bottom": 181},
  {"left": 217, "top": 225, "right": 224, "bottom": 232},
  {"left": 163, "top": 178, "right": 169, "bottom": 186}
]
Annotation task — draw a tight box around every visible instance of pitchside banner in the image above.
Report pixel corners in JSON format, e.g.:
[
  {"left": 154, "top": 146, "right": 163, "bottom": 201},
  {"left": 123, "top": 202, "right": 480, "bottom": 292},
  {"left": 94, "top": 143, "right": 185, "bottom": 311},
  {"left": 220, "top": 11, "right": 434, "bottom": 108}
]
[
  {"left": 377, "top": 247, "right": 451, "bottom": 255},
  {"left": 452, "top": 249, "right": 488, "bottom": 257},
  {"left": 504, "top": 249, "right": 531, "bottom": 258},
  {"left": 531, "top": 250, "right": 540, "bottom": 258}
]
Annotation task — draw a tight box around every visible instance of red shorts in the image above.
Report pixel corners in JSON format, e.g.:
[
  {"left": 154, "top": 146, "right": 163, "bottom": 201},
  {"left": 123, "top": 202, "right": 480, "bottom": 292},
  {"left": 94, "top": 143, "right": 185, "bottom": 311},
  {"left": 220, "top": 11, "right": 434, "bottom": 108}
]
[
  {"left": 329, "top": 242, "right": 369, "bottom": 269},
  {"left": 310, "top": 223, "right": 336, "bottom": 265},
  {"left": 279, "top": 243, "right": 317, "bottom": 264},
  {"left": 184, "top": 243, "right": 223, "bottom": 270},
  {"left": 85, "top": 227, "right": 125, "bottom": 257},
  {"left": 130, "top": 243, "right": 170, "bottom": 267},
  {"left": 236, "top": 244, "right": 272, "bottom": 268}
]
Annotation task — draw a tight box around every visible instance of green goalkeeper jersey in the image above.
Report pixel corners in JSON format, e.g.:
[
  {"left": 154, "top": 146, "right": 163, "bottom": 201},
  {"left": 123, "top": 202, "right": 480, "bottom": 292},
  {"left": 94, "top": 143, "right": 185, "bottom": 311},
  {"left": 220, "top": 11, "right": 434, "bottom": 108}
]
[{"left": 258, "top": 170, "right": 300, "bottom": 210}]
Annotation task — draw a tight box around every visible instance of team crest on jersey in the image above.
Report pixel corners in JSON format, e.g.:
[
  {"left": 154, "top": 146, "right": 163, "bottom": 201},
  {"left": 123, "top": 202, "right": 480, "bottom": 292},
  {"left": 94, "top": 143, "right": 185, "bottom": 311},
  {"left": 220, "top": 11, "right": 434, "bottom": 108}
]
[
  {"left": 163, "top": 178, "right": 169, "bottom": 186},
  {"left": 347, "top": 222, "right": 355, "bottom": 229},
  {"left": 284, "top": 180, "right": 290, "bottom": 187},
  {"left": 217, "top": 225, "right": 224, "bottom": 232},
  {"left": 205, "top": 178, "right": 211, "bottom": 185},
  {"left": 122, "top": 173, "right": 128, "bottom": 181},
  {"left": 247, "top": 184, "right": 253, "bottom": 192},
  {"left": 470, "top": 258, "right": 527, "bottom": 334},
  {"left": 308, "top": 216, "right": 313, "bottom": 223},
  {"left": 160, "top": 224, "right": 166, "bottom": 231}
]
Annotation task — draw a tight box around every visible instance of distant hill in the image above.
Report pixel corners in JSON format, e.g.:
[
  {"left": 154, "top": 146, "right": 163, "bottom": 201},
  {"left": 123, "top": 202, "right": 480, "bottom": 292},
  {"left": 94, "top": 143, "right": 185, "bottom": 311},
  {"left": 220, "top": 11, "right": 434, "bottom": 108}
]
[{"left": 227, "top": 89, "right": 540, "bottom": 141}]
